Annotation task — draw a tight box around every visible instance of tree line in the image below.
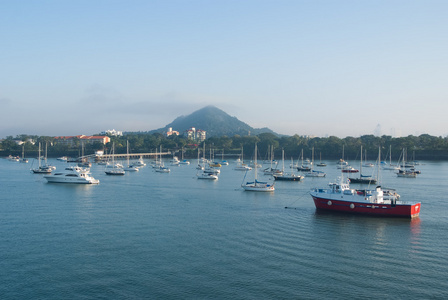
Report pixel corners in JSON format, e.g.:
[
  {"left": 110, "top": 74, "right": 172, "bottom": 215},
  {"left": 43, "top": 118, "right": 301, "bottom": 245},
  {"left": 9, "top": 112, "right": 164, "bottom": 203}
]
[{"left": 2, "top": 133, "right": 448, "bottom": 161}]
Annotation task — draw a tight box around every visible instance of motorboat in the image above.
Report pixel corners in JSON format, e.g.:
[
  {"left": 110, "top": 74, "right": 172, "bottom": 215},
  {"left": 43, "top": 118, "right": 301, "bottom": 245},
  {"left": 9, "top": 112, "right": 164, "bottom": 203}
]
[
  {"left": 44, "top": 166, "right": 99, "bottom": 184},
  {"left": 7, "top": 155, "right": 20, "bottom": 162},
  {"left": 197, "top": 171, "right": 218, "bottom": 180},
  {"left": 134, "top": 156, "right": 146, "bottom": 167},
  {"left": 341, "top": 166, "right": 359, "bottom": 173}
]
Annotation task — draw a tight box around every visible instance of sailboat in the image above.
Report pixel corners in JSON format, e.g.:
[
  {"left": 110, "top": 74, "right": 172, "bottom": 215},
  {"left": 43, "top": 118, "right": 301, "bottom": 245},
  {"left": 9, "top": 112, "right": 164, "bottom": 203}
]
[
  {"left": 234, "top": 146, "right": 252, "bottom": 171},
  {"left": 382, "top": 145, "right": 399, "bottom": 170},
  {"left": 220, "top": 150, "right": 229, "bottom": 165},
  {"left": 362, "top": 149, "right": 374, "bottom": 167},
  {"left": 349, "top": 145, "right": 377, "bottom": 184},
  {"left": 297, "top": 149, "right": 311, "bottom": 172},
  {"left": 31, "top": 142, "right": 53, "bottom": 174},
  {"left": 105, "top": 142, "right": 125, "bottom": 175},
  {"left": 196, "top": 151, "right": 218, "bottom": 179},
  {"left": 179, "top": 147, "right": 190, "bottom": 165},
  {"left": 316, "top": 152, "right": 326, "bottom": 167},
  {"left": 397, "top": 148, "right": 418, "bottom": 178},
  {"left": 19, "top": 144, "right": 28, "bottom": 163},
  {"left": 337, "top": 145, "right": 349, "bottom": 169},
  {"left": 170, "top": 152, "right": 180, "bottom": 166},
  {"left": 263, "top": 145, "right": 281, "bottom": 175},
  {"left": 124, "top": 140, "right": 139, "bottom": 172},
  {"left": 155, "top": 145, "right": 170, "bottom": 173},
  {"left": 241, "top": 144, "right": 275, "bottom": 192},
  {"left": 304, "top": 147, "right": 326, "bottom": 177},
  {"left": 196, "top": 148, "right": 204, "bottom": 170},
  {"left": 273, "top": 149, "right": 304, "bottom": 181}
]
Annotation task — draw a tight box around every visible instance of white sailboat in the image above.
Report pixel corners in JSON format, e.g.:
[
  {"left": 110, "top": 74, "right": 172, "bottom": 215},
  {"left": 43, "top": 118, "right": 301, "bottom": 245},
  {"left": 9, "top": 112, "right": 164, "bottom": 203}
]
[
  {"left": 241, "top": 144, "right": 275, "bottom": 192},
  {"left": 397, "top": 148, "right": 418, "bottom": 178},
  {"left": 382, "top": 145, "right": 399, "bottom": 170},
  {"left": 197, "top": 152, "right": 218, "bottom": 179},
  {"left": 220, "top": 150, "right": 229, "bottom": 165},
  {"left": 234, "top": 146, "right": 252, "bottom": 171},
  {"left": 297, "top": 149, "right": 311, "bottom": 172},
  {"left": 304, "top": 147, "right": 326, "bottom": 177},
  {"left": 179, "top": 147, "right": 190, "bottom": 165},
  {"left": 31, "top": 142, "right": 53, "bottom": 174},
  {"left": 155, "top": 145, "right": 170, "bottom": 173},
  {"left": 19, "top": 144, "right": 28, "bottom": 163},
  {"left": 124, "top": 140, "right": 139, "bottom": 172},
  {"left": 264, "top": 145, "right": 281, "bottom": 175},
  {"left": 348, "top": 145, "right": 376, "bottom": 184},
  {"left": 196, "top": 148, "right": 204, "bottom": 170},
  {"left": 273, "top": 149, "right": 304, "bottom": 181},
  {"left": 105, "top": 142, "right": 125, "bottom": 175}
]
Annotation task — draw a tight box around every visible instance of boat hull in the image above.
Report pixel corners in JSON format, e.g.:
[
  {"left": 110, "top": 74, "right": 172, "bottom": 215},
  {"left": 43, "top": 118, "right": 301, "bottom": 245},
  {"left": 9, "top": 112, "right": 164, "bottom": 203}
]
[
  {"left": 311, "top": 196, "right": 420, "bottom": 218},
  {"left": 242, "top": 185, "right": 275, "bottom": 192},
  {"left": 197, "top": 174, "right": 218, "bottom": 180},
  {"left": 348, "top": 178, "right": 377, "bottom": 184},
  {"left": 274, "top": 175, "right": 303, "bottom": 181},
  {"left": 105, "top": 171, "right": 125, "bottom": 175},
  {"left": 45, "top": 178, "right": 99, "bottom": 184},
  {"left": 32, "top": 169, "right": 52, "bottom": 174}
]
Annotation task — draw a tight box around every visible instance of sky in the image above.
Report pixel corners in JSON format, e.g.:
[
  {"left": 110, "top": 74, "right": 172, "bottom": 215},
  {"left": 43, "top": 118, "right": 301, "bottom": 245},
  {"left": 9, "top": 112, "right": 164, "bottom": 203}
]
[{"left": 1, "top": 0, "right": 447, "bottom": 139}]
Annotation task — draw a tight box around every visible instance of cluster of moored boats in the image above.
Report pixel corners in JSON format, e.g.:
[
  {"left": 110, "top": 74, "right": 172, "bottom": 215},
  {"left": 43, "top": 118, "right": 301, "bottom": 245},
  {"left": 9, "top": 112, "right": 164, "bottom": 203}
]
[{"left": 5, "top": 143, "right": 421, "bottom": 218}]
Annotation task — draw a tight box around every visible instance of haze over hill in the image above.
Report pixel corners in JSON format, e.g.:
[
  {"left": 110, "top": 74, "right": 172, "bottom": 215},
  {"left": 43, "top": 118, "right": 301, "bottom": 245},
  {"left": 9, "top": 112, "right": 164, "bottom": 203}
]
[{"left": 149, "top": 106, "right": 277, "bottom": 137}]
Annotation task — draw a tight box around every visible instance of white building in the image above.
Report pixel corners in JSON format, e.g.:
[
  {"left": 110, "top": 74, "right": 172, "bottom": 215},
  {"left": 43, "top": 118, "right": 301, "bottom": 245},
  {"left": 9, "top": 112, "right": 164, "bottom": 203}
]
[{"left": 101, "top": 129, "right": 123, "bottom": 136}]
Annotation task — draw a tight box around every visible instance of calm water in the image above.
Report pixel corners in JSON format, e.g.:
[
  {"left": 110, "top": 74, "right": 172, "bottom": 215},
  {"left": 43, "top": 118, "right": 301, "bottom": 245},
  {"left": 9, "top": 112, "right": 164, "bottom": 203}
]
[{"left": 1, "top": 158, "right": 448, "bottom": 299}]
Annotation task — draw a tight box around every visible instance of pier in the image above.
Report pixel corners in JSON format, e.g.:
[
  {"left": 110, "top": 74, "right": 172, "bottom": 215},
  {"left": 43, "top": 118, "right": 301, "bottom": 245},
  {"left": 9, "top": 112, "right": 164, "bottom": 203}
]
[{"left": 79, "top": 152, "right": 171, "bottom": 160}]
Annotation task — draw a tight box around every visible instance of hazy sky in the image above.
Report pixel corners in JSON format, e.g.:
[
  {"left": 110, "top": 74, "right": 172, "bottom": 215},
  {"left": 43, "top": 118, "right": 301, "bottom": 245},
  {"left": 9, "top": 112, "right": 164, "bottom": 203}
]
[{"left": 1, "top": 0, "right": 447, "bottom": 139}]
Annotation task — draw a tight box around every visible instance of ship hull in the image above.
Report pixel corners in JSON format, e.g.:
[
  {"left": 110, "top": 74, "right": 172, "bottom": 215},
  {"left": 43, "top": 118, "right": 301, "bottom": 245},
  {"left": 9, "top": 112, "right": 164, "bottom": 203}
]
[{"left": 311, "top": 196, "right": 420, "bottom": 218}]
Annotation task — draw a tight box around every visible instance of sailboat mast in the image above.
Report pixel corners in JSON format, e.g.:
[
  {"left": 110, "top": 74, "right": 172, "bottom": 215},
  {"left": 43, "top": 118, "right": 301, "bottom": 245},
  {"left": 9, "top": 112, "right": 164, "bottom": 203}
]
[
  {"left": 360, "top": 145, "right": 363, "bottom": 175},
  {"left": 390, "top": 145, "right": 392, "bottom": 166},
  {"left": 281, "top": 149, "right": 285, "bottom": 173},
  {"left": 311, "top": 147, "right": 314, "bottom": 171},
  {"left": 254, "top": 144, "right": 257, "bottom": 180},
  {"left": 127, "top": 140, "right": 130, "bottom": 166},
  {"left": 38, "top": 142, "right": 41, "bottom": 167},
  {"left": 377, "top": 146, "right": 381, "bottom": 183}
]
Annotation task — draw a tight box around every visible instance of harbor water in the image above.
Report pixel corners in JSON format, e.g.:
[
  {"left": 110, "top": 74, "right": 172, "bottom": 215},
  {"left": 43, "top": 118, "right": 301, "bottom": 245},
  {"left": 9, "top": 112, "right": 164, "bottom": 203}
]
[{"left": 1, "top": 158, "right": 447, "bottom": 299}]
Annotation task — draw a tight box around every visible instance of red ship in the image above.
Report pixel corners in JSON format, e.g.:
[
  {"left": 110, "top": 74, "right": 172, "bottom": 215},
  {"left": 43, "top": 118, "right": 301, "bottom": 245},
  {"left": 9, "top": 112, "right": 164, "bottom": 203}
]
[{"left": 309, "top": 178, "right": 420, "bottom": 218}]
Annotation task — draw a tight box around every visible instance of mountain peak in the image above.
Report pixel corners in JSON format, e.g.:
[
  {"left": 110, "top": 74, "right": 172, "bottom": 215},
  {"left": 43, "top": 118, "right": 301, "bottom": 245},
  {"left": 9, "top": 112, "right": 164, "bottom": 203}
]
[{"left": 153, "top": 106, "right": 276, "bottom": 137}]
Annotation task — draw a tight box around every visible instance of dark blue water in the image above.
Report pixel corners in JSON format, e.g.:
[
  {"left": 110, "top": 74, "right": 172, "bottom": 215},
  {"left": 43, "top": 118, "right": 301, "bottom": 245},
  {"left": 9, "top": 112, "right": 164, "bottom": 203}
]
[{"left": 1, "top": 158, "right": 447, "bottom": 299}]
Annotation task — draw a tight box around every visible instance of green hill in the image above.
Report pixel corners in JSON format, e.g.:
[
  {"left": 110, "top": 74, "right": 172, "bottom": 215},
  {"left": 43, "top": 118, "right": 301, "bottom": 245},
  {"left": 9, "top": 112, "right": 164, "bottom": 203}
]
[{"left": 152, "top": 105, "right": 277, "bottom": 137}]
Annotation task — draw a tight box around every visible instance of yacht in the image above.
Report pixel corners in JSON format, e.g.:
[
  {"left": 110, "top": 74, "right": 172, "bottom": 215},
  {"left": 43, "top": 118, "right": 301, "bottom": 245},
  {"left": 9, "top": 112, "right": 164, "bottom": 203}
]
[{"left": 44, "top": 166, "right": 99, "bottom": 184}]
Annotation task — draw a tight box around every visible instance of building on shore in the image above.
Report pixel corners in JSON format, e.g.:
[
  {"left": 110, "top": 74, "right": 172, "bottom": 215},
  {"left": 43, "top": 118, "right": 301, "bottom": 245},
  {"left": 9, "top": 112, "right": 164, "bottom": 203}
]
[
  {"left": 185, "top": 127, "right": 206, "bottom": 141},
  {"left": 166, "top": 127, "right": 179, "bottom": 137},
  {"left": 54, "top": 135, "right": 110, "bottom": 147},
  {"left": 101, "top": 129, "right": 123, "bottom": 136}
]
